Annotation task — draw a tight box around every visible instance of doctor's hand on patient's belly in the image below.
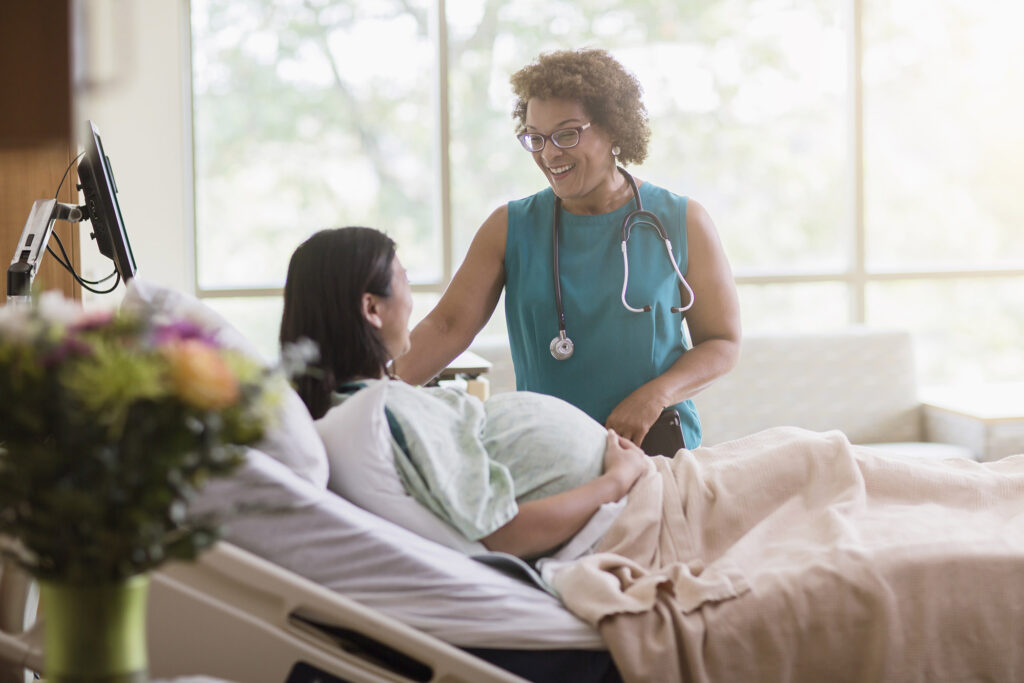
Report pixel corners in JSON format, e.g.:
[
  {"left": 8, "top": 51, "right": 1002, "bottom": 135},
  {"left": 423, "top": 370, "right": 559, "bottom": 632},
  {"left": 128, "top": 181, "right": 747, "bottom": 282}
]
[{"left": 604, "top": 386, "right": 667, "bottom": 446}]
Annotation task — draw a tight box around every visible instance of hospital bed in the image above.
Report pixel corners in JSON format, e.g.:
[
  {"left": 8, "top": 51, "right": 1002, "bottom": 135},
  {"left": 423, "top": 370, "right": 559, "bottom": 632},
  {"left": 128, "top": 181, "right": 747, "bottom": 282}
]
[
  {"left": 10, "top": 280, "right": 1022, "bottom": 682},
  {"left": 0, "top": 280, "right": 621, "bottom": 682},
  {"left": 0, "top": 447, "right": 618, "bottom": 683},
  {"left": 0, "top": 545, "right": 523, "bottom": 683}
]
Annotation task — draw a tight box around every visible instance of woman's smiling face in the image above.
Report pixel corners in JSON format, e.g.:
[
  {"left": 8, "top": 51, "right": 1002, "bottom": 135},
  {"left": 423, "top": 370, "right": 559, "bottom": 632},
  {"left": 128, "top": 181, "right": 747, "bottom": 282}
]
[{"left": 524, "top": 97, "right": 620, "bottom": 214}]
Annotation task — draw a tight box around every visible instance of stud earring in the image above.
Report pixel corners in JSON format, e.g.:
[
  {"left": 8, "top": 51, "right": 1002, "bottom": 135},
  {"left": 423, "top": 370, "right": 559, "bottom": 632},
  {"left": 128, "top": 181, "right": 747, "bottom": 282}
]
[{"left": 611, "top": 145, "right": 621, "bottom": 157}]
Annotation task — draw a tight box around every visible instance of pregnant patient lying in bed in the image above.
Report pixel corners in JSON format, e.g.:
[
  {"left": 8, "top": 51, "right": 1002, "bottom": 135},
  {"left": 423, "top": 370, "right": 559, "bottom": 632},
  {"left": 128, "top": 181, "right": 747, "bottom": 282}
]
[
  {"left": 281, "top": 226, "right": 1024, "bottom": 683},
  {"left": 280, "top": 225, "right": 647, "bottom": 560}
]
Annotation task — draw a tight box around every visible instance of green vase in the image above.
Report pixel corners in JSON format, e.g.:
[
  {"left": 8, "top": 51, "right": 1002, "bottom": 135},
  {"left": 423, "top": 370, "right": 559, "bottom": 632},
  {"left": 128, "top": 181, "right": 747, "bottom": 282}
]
[{"left": 39, "top": 575, "right": 149, "bottom": 683}]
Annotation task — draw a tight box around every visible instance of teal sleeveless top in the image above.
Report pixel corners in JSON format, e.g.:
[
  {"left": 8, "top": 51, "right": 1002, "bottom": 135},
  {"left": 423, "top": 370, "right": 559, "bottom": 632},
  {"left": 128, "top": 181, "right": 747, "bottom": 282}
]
[{"left": 504, "top": 182, "right": 702, "bottom": 448}]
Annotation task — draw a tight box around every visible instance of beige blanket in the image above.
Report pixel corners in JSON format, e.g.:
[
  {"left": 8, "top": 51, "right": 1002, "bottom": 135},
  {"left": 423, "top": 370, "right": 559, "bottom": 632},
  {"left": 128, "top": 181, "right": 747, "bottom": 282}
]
[{"left": 551, "top": 427, "right": 1024, "bottom": 683}]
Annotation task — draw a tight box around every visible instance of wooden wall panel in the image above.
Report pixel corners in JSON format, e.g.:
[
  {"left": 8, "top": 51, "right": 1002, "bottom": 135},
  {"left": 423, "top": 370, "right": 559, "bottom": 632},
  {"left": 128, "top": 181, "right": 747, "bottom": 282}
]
[
  {"left": 0, "top": 1, "right": 72, "bottom": 145},
  {"left": 0, "top": 144, "right": 81, "bottom": 300},
  {"left": 0, "top": 0, "right": 80, "bottom": 300}
]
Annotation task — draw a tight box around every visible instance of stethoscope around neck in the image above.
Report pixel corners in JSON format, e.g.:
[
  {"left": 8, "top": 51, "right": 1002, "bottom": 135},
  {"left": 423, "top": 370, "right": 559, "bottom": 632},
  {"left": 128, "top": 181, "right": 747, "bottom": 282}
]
[{"left": 549, "top": 167, "right": 695, "bottom": 361}]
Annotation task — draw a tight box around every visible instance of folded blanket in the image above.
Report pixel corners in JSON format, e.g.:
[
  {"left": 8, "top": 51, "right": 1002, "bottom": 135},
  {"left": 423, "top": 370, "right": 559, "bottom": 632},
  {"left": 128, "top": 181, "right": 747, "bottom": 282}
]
[{"left": 552, "top": 426, "right": 1024, "bottom": 683}]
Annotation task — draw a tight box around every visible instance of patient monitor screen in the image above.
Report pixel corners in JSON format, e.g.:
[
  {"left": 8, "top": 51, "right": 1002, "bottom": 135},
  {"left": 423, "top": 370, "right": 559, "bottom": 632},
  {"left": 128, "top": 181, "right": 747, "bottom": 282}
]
[{"left": 79, "top": 120, "right": 137, "bottom": 282}]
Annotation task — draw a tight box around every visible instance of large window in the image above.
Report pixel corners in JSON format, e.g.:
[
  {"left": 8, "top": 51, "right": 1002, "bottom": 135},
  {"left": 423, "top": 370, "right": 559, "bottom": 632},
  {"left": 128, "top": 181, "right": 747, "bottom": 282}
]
[{"left": 190, "top": 0, "right": 1024, "bottom": 385}]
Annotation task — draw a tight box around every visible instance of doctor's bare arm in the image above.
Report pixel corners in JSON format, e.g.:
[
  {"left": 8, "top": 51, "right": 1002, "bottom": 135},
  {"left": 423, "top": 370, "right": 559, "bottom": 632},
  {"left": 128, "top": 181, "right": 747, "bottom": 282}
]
[
  {"left": 481, "top": 430, "right": 647, "bottom": 559},
  {"left": 393, "top": 206, "right": 509, "bottom": 385},
  {"left": 605, "top": 198, "right": 742, "bottom": 445}
]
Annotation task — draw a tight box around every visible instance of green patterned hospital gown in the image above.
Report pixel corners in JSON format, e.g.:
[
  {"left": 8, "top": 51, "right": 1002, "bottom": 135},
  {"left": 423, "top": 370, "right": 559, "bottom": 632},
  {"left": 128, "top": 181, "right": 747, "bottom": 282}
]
[{"left": 338, "top": 379, "right": 608, "bottom": 541}]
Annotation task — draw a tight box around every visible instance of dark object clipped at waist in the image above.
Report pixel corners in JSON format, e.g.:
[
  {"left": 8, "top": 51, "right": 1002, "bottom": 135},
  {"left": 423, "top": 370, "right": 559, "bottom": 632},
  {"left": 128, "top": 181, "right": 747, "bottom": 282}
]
[{"left": 639, "top": 408, "right": 686, "bottom": 456}]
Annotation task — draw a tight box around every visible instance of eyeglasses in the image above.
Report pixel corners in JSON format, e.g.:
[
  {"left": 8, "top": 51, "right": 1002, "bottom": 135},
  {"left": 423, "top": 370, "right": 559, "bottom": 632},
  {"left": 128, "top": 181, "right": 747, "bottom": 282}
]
[{"left": 517, "top": 122, "right": 591, "bottom": 152}]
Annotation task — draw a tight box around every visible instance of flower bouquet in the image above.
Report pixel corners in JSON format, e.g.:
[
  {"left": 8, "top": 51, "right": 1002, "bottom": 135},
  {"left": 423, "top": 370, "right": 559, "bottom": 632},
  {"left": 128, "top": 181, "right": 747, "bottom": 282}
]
[{"left": 0, "top": 292, "right": 284, "bottom": 681}]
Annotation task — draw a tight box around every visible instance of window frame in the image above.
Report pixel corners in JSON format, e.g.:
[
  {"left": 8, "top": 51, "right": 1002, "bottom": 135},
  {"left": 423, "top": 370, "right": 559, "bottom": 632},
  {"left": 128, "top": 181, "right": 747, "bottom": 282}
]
[{"left": 188, "top": 0, "right": 1024, "bottom": 325}]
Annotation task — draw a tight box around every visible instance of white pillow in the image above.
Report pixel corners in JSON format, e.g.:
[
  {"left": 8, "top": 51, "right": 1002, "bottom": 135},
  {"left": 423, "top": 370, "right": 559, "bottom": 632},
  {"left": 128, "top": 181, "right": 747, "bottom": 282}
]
[
  {"left": 121, "top": 278, "right": 329, "bottom": 488},
  {"left": 315, "top": 381, "right": 487, "bottom": 554}
]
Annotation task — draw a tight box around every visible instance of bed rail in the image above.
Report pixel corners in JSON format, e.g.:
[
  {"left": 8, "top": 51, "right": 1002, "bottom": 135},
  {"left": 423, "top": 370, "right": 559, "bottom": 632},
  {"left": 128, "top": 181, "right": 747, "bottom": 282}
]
[{"left": 0, "top": 544, "right": 525, "bottom": 683}]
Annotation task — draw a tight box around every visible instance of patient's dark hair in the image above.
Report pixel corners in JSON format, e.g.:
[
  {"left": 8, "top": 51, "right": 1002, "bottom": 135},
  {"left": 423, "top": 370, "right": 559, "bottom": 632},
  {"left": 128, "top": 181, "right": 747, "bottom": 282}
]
[{"left": 280, "top": 226, "right": 396, "bottom": 419}]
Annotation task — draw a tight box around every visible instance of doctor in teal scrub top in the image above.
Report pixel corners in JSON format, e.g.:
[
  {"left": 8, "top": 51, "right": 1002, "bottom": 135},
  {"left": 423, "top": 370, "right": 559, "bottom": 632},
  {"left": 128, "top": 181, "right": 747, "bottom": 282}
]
[{"left": 396, "top": 48, "right": 741, "bottom": 450}]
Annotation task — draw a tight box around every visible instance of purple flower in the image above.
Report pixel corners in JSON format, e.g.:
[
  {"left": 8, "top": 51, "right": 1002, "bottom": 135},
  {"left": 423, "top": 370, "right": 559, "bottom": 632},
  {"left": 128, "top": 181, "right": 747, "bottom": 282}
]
[
  {"left": 152, "top": 320, "right": 219, "bottom": 348},
  {"left": 69, "top": 310, "right": 114, "bottom": 332},
  {"left": 40, "top": 337, "right": 93, "bottom": 367}
]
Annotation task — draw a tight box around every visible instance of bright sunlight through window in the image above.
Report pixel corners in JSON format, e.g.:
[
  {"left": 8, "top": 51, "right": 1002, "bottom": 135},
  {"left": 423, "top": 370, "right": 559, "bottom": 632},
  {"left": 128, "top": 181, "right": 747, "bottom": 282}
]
[{"left": 191, "top": 0, "right": 1024, "bottom": 384}]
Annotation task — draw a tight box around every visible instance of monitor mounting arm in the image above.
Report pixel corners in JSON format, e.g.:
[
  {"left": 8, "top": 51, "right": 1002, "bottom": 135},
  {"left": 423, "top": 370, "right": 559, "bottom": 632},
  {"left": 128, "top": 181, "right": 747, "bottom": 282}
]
[{"left": 6, "top": 198, "right": 87, "bottom": 304}]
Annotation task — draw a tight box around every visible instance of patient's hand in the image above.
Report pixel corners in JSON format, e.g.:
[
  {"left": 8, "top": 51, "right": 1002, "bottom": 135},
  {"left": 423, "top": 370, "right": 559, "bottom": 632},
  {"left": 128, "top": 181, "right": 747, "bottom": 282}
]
[
  {"left": 482, "top": 429, "right": 646, "bottom": 558},
  {"left": 602, "top": 429, "right": 647, "bottom": 497}
]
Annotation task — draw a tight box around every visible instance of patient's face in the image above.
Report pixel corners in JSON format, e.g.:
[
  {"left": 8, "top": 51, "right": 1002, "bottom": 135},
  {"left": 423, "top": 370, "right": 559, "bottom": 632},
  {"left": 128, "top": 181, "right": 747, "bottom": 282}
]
[{"left": 379, "top": 255, "right": 413, "bottom": 359}]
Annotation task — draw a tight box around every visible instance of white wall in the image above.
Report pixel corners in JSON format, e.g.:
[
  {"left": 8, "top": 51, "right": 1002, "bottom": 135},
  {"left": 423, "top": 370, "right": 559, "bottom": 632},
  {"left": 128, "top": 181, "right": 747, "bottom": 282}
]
[{"left": 75, "top": 0, "right": 191, "bottom": 308}]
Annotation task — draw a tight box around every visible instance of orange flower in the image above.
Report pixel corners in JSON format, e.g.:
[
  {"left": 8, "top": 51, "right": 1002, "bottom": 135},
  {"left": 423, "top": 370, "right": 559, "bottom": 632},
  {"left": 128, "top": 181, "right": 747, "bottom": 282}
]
[{"left": 163, "top": 340, "right": 240, "bottom": 411}]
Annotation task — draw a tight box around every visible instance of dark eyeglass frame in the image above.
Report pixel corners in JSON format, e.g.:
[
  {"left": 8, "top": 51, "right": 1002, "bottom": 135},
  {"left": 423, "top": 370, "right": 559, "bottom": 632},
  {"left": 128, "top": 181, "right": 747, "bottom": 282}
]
[{"left": 517, "top": 122, "right": 592, "bottom": 152}]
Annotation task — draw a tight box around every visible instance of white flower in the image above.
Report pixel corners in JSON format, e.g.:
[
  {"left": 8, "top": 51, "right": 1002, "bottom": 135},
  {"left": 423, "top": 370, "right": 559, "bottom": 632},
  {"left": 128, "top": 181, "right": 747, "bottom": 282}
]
[
  {"left": 0, "top": 302, "right": 33, "bottom": 343},
  {"left": 279, "top": 337, "right": 320, "bottom": 376},
  {"left": 36, "top": 291, "right": 85, "bottom": 326}
]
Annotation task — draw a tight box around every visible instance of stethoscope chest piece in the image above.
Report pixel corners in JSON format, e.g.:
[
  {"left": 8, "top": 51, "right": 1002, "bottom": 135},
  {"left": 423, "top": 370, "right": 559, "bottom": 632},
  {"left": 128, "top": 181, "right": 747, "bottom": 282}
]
[{"left": 550, "top": 330, "right": 574, "bottom": 360}]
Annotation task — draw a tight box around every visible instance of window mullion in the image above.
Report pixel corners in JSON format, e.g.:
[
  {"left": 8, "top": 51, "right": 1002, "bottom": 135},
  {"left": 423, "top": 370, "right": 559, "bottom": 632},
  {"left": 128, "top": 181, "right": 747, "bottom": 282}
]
[
  {"left": 849, "top": 0, "right": 866, "bottom": 324},
  {"left": 432, "top": 0, "right": 452, "bottom": 284}
]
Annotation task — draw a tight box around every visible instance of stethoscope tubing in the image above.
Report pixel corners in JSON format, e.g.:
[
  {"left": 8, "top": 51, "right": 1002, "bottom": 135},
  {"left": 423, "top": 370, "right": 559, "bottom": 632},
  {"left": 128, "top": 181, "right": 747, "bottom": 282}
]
[
  {"left": 620, "top": 238, "right": 695, "bottom": 314},
  {"left": 550, "top": 167, "right": 695, "bottom": 360}
]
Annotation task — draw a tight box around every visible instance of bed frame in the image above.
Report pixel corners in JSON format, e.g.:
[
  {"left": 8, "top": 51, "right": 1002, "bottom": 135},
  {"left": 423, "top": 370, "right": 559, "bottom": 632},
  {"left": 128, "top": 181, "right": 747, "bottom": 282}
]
[{"left": 0, "top": 543, "right": 525, "bottom": 682}]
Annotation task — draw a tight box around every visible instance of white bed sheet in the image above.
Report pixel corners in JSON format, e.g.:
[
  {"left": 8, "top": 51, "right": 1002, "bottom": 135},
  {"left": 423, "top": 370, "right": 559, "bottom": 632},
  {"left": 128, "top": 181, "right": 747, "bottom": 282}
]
[{"left": 191, "top": 448, "right": 604, "bottom": 650}]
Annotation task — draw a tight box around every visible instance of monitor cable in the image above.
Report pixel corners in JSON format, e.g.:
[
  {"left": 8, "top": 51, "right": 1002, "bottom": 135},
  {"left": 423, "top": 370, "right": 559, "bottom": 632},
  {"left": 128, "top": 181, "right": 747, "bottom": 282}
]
[{"left": 45, "top": 151, "right": 121, "bottom": 294}]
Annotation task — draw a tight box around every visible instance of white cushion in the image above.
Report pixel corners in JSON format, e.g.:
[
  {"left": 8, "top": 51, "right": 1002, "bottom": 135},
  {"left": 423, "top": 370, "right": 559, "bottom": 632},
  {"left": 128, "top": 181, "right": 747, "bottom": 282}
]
[
  {"left": 315, "top": 381, "right": 486, "bottom": 554},
  {"left": 697, "top": 328, "right": 923, "bottom": 446},
  {"left": 121, "top": 278, "right": 328, "bottom": 488}
]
